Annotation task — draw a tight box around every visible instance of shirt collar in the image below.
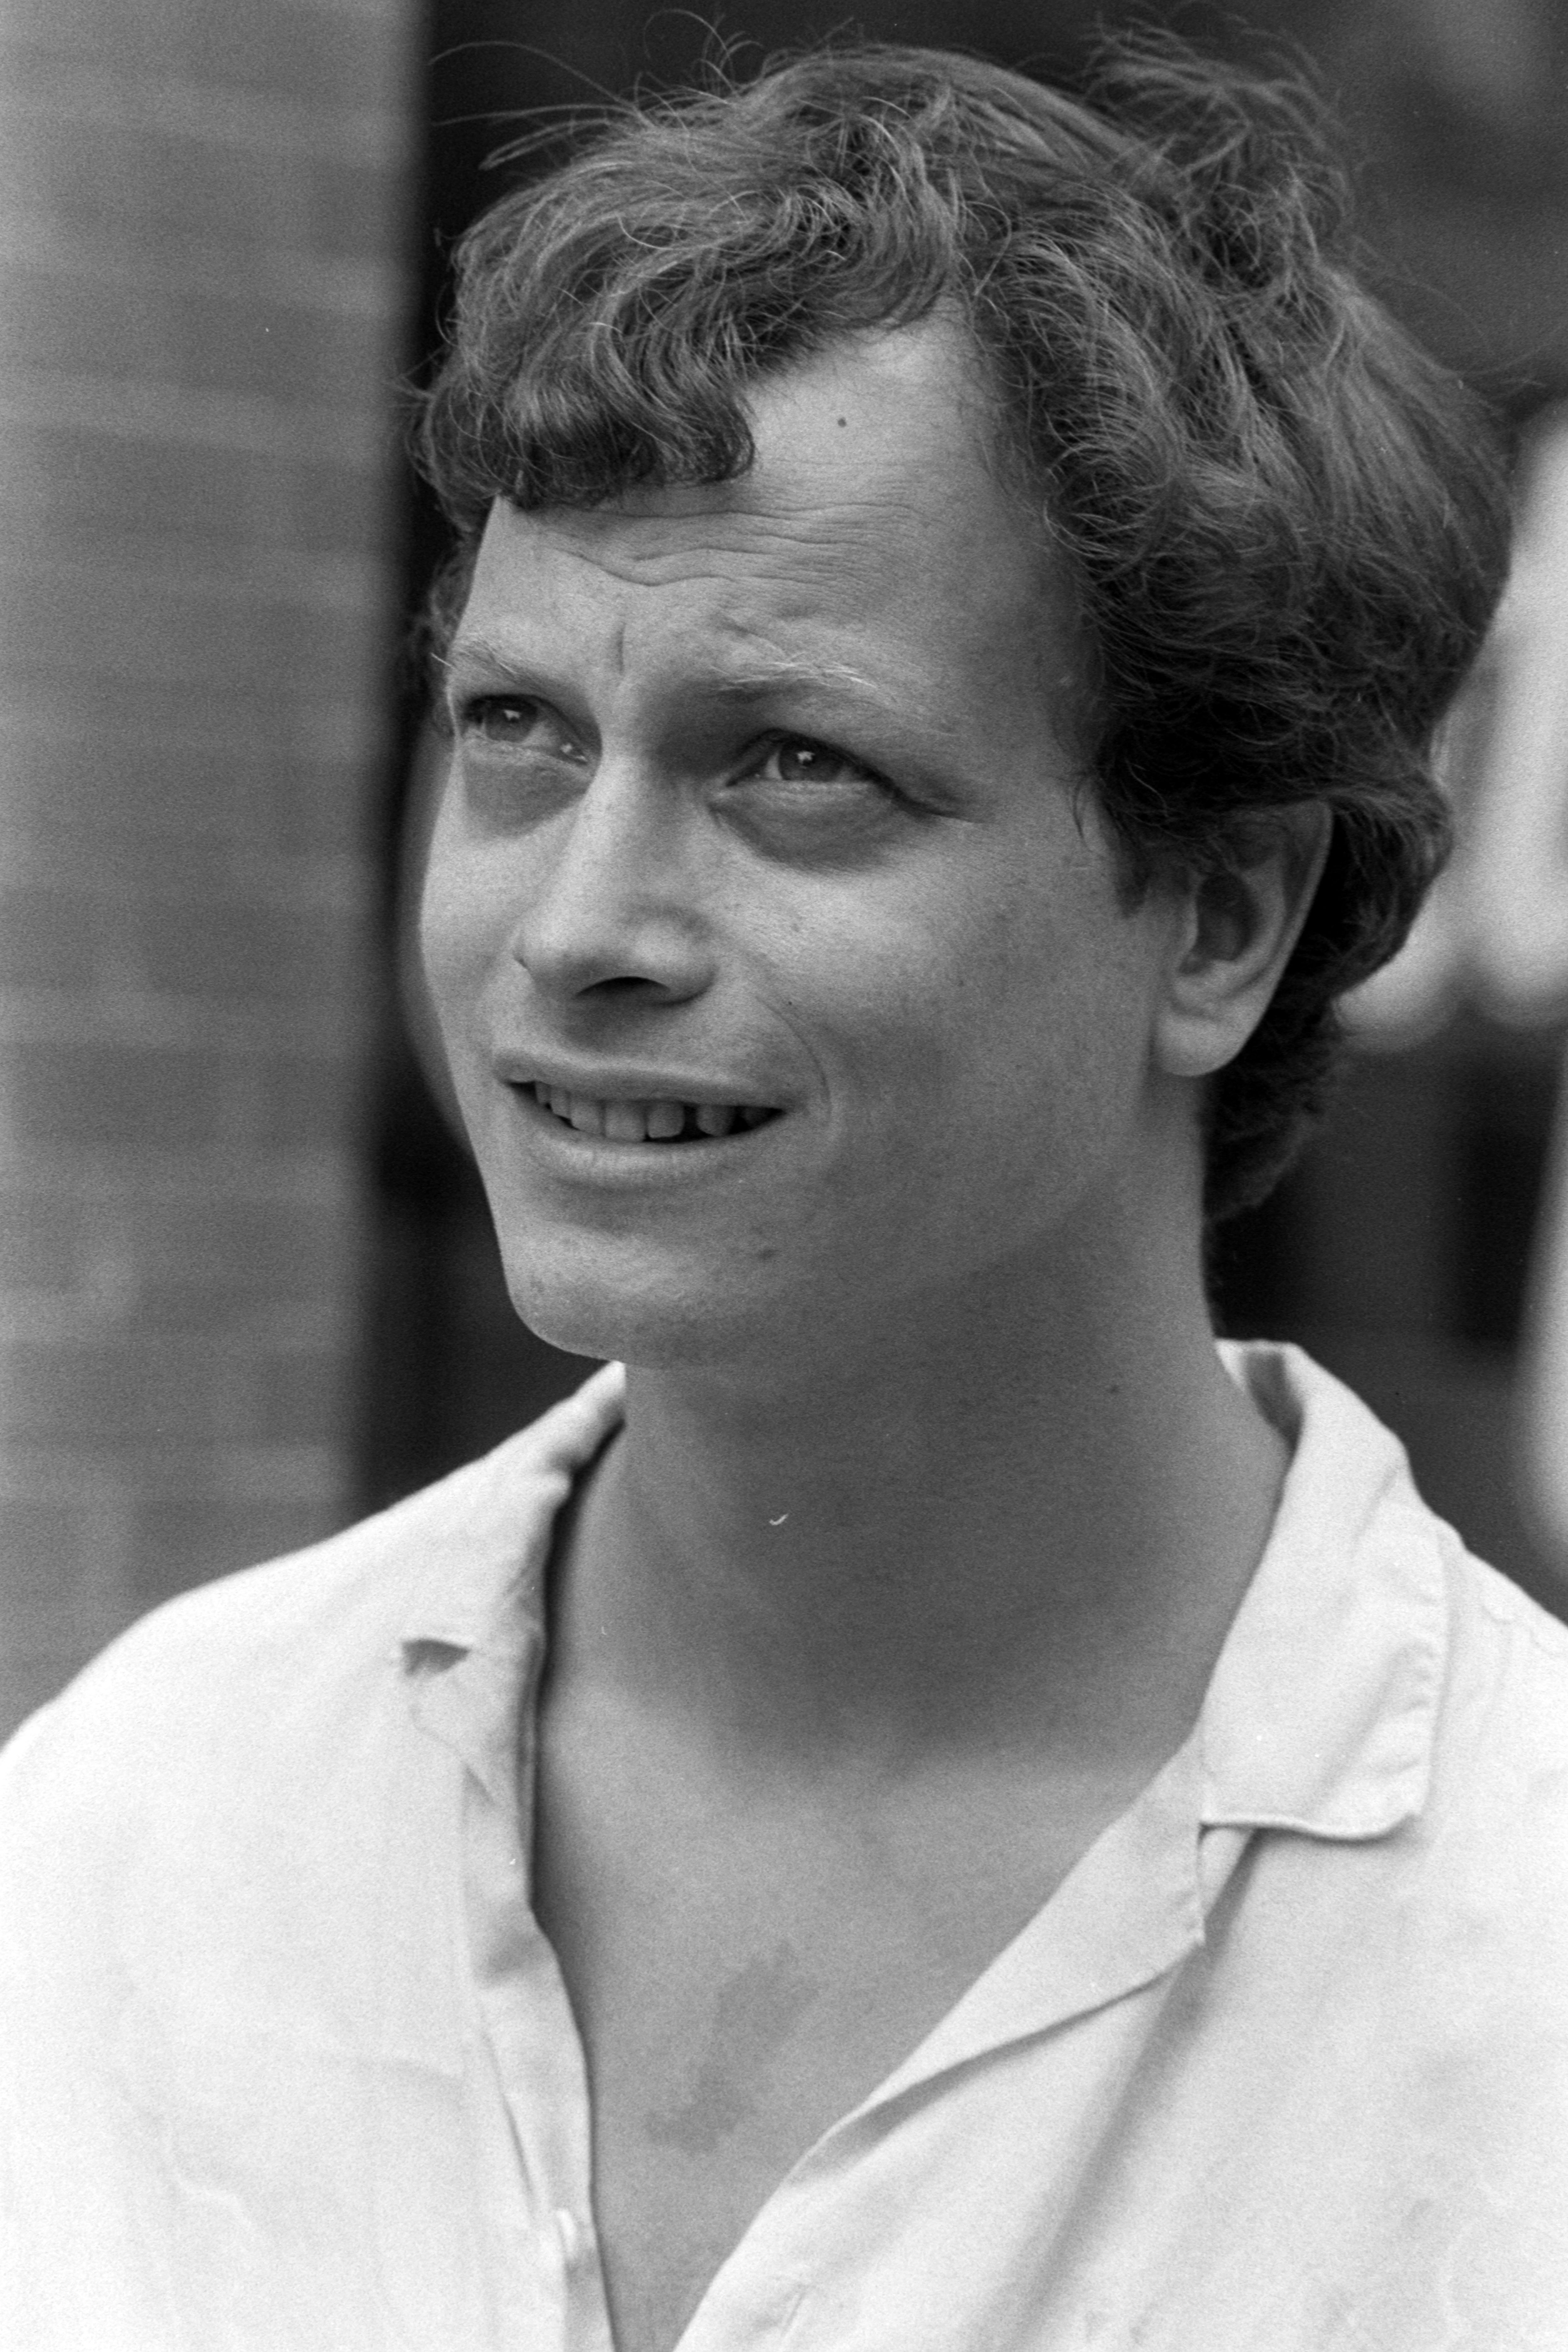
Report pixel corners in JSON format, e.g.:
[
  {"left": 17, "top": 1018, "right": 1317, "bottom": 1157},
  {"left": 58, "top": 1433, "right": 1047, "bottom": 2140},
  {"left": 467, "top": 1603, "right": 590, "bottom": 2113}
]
[
  {"left": 1201, "top": 1340, "right": 1449, "bottom": 1841},
  {"left": 390, "top": 1340, "right": 1451, "bottom": 2120},
  {"left": 397, "top": 1362, "right": 626, "bottom": 1811},
  {"left": 829, "top": 1343, "right": 1452, "bottom": 2119},
  {"left": 395, "top": 1342, "right": 1447, "bottom": 1847},
  {"left": 397, "top": 1360, "right": 626, "bottom": 1657}
]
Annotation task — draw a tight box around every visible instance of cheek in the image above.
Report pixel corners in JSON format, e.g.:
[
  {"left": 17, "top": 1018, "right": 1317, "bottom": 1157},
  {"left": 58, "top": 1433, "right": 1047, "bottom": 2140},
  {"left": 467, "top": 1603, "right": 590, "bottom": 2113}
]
[
  {"left": 845, "top": 870, "right": 1158, "bottom": 1179},
  {"left": 417, "top": 838, "right": 502, "bottom": 1053},
  {"left": 853, "top": 876, "right": 1100, "bottom": 1073},
  {"left": 414, "top": 879, "right": 467, "bottom": 1063}
]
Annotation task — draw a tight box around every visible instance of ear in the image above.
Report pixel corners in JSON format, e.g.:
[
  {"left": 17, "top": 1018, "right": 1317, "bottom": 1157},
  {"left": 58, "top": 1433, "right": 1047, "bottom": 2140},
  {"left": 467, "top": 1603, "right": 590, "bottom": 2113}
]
[{"left": 1153, "top": 804, "right": 1333, "bottom": 1081}]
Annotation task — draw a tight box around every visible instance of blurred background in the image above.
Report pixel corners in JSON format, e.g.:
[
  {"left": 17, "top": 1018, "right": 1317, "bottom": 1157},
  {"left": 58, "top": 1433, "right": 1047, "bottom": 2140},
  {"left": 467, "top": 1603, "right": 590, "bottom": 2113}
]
[{"left": 2, "top": 0, "right": 1567, "bottom": 1738}]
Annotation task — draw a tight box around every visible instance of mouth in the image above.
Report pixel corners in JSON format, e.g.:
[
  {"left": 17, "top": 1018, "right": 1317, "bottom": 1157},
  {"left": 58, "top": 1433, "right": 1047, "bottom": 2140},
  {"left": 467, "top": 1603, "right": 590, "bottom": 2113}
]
[{"left": 523, "top": 1082, "right": 782, "bottom": 1145}]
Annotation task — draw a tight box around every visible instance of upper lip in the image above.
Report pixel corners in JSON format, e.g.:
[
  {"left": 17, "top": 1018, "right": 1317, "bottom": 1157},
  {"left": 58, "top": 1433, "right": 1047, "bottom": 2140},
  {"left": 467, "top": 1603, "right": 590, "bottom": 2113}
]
[{"left": 494, "top": 1053, "right": 784, "bottom": 1107}]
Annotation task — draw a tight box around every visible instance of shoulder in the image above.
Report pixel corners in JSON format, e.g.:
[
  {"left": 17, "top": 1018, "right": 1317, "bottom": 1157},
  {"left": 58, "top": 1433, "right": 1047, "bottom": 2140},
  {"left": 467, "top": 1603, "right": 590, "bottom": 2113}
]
[
  {"left": 0, "top": 1455, "right": 482, "bottom": 1830},
  {"left": 1224, "top": 1334, "right": 1568, "bottom": 1843},
  {"left": 1368, "top": 1502, "right": 1568, "bottom": 2005},
  {"left": 0, "top": 1364, "right": 623, "bottom": 1857},
  {"left": 1433, "top": 1533, "right": 1568, "bottom": 1810}
]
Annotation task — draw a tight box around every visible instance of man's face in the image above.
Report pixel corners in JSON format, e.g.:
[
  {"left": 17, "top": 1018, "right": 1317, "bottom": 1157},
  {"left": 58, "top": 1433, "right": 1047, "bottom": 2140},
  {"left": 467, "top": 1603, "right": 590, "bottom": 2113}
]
[{"left": 420, "top": 322, "right": 1189, "bottom": 1372}]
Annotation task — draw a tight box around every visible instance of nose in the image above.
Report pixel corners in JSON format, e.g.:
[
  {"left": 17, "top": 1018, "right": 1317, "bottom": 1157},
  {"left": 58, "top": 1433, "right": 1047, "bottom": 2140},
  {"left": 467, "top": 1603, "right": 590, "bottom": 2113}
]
[{"left": 508, "top": 760, "right": 718, "bottom": 1006}]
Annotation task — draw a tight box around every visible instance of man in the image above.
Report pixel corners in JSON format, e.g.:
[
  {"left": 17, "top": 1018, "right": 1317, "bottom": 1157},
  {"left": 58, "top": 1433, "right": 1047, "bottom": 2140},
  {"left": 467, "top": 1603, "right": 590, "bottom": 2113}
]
[{"left": 4, "top": 39, "right": 1563, "bottom": 2352}]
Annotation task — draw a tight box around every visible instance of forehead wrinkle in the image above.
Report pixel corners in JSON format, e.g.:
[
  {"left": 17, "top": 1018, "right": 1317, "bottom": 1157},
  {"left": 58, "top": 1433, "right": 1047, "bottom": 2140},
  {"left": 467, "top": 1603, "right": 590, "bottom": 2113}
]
[{"left": 529, "top": 494, "right": 933, "bottom": 595}]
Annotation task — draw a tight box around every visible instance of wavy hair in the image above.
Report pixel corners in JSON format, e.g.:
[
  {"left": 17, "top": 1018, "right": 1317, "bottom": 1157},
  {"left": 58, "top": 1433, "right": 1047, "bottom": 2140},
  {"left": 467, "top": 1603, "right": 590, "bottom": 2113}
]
[{"left": 416, "top": 39, "right": 1511, "bottom": 1218}]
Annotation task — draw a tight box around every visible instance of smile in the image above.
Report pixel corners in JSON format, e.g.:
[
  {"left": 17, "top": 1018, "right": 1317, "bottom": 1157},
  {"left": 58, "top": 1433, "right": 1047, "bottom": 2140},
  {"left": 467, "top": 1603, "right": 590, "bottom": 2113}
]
[{"left": 524, "top": 1083, "right": 780, "bottom": 1145}]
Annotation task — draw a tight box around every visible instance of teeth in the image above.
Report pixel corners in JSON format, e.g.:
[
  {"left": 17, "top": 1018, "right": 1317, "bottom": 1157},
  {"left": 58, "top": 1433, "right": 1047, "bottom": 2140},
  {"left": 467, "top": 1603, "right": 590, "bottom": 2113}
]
[
  {"left": 566, "top": 1093, "right": 605, "bottom": 1137},
  {"left": 602, "top": 1099, "right": 646, "bottom": 1143},
  {"left": 530, "top": 1084, "right": 774, "bottom": 1141}
]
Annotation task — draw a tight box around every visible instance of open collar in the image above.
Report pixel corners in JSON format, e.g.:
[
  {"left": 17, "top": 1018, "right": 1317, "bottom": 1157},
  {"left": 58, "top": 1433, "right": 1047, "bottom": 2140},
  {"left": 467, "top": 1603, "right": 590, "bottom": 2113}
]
[
  {"left": 1201, "top": 1342, "right": 1449, "bottom": 1842},
  {"left": 391, "top": 1341, "right": 1449, "bottom": 2094},
  {"left": 397, "top": 1362, "right": 627, "bottom": 1814},
  {"left": 395, "top": 1343, "right": 1447, "bottom": 1845},
  {"left": 824, "top": 1344, "right": 1452, "bottom": 2122}
]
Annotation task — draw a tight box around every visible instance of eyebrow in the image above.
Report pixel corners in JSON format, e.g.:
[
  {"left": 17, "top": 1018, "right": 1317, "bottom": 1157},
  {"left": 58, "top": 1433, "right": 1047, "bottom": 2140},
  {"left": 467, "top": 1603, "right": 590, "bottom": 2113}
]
[{"left": 444, "top": 633, "right": 922, "bottom": 716}]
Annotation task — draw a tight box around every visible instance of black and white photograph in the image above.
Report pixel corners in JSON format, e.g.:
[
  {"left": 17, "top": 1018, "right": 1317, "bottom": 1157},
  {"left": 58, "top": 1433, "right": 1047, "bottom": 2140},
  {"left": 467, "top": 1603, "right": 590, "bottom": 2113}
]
[{"left": 3, "top": 2, "right": 1568, "bottom": 2345}]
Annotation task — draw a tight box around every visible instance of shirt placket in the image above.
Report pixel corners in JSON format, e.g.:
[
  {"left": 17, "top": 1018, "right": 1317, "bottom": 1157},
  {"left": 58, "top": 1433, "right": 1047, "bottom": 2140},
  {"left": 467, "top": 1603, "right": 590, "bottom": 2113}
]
[
  {"left": 412, "top": 1622, "right": 617, "bottom": 2352},
  {"left": 466, "top": 1752, "right": 614, "bottom": 2352}
]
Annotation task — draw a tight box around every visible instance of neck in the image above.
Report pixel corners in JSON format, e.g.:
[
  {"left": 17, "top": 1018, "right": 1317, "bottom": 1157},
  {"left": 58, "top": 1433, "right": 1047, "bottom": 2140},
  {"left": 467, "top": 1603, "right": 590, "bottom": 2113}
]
[{"left": 554, "top": 1220, "right": 1287, "bottom": 1785}]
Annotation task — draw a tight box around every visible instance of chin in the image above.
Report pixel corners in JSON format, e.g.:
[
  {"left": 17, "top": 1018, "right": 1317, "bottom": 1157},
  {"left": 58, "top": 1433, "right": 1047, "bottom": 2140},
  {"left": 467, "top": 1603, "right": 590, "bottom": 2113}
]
[{"left": 499, "top": 1241, "right": 782, "bottom": 1372}]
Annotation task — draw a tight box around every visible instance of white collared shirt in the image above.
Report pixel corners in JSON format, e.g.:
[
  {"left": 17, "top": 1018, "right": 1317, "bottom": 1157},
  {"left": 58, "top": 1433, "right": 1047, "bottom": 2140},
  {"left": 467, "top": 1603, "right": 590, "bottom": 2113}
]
[{"left": 4, "top": 1344, "right": 1568, "bottom": 2349}]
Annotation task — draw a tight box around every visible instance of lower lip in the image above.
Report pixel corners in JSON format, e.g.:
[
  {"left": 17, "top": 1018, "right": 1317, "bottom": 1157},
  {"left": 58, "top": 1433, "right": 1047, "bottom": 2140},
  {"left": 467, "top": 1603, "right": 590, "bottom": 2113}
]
[{"left": 506, "top": 1085, "right": 786, "bottom": 1183}]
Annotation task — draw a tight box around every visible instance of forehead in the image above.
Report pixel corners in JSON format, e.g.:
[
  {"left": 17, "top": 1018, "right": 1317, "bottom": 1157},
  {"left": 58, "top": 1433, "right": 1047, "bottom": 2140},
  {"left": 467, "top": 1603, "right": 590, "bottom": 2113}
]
[{"left": 452, "top": 323, "right": 1076, "bottom": 725}]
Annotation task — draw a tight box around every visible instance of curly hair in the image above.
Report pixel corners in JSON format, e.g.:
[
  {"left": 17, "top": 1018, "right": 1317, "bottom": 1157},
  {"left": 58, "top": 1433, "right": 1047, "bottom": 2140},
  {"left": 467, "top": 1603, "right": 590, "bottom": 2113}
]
[{"left": 415, "top": 38, "right": 1511, "bottom": 1220}]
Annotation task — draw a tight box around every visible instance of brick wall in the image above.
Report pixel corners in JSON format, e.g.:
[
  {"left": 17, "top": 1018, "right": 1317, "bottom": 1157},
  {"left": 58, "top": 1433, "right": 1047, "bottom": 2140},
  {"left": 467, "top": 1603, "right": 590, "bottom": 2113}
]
[{"left": 0, "top": 0, "right": 414, "bottom": 1736}]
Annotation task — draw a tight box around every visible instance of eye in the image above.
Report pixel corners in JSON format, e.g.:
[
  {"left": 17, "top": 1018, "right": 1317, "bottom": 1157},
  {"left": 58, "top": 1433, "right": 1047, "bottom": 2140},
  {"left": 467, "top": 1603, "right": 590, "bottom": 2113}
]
[
  {"left": 748, "top": 737, "right": 885, "bottom": 791},
  {"left": 454, "top": 694, "right": 588, "bottom": 764},
  {"left": 464, "top": 694, "right": 534, "bottom": 742}
]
